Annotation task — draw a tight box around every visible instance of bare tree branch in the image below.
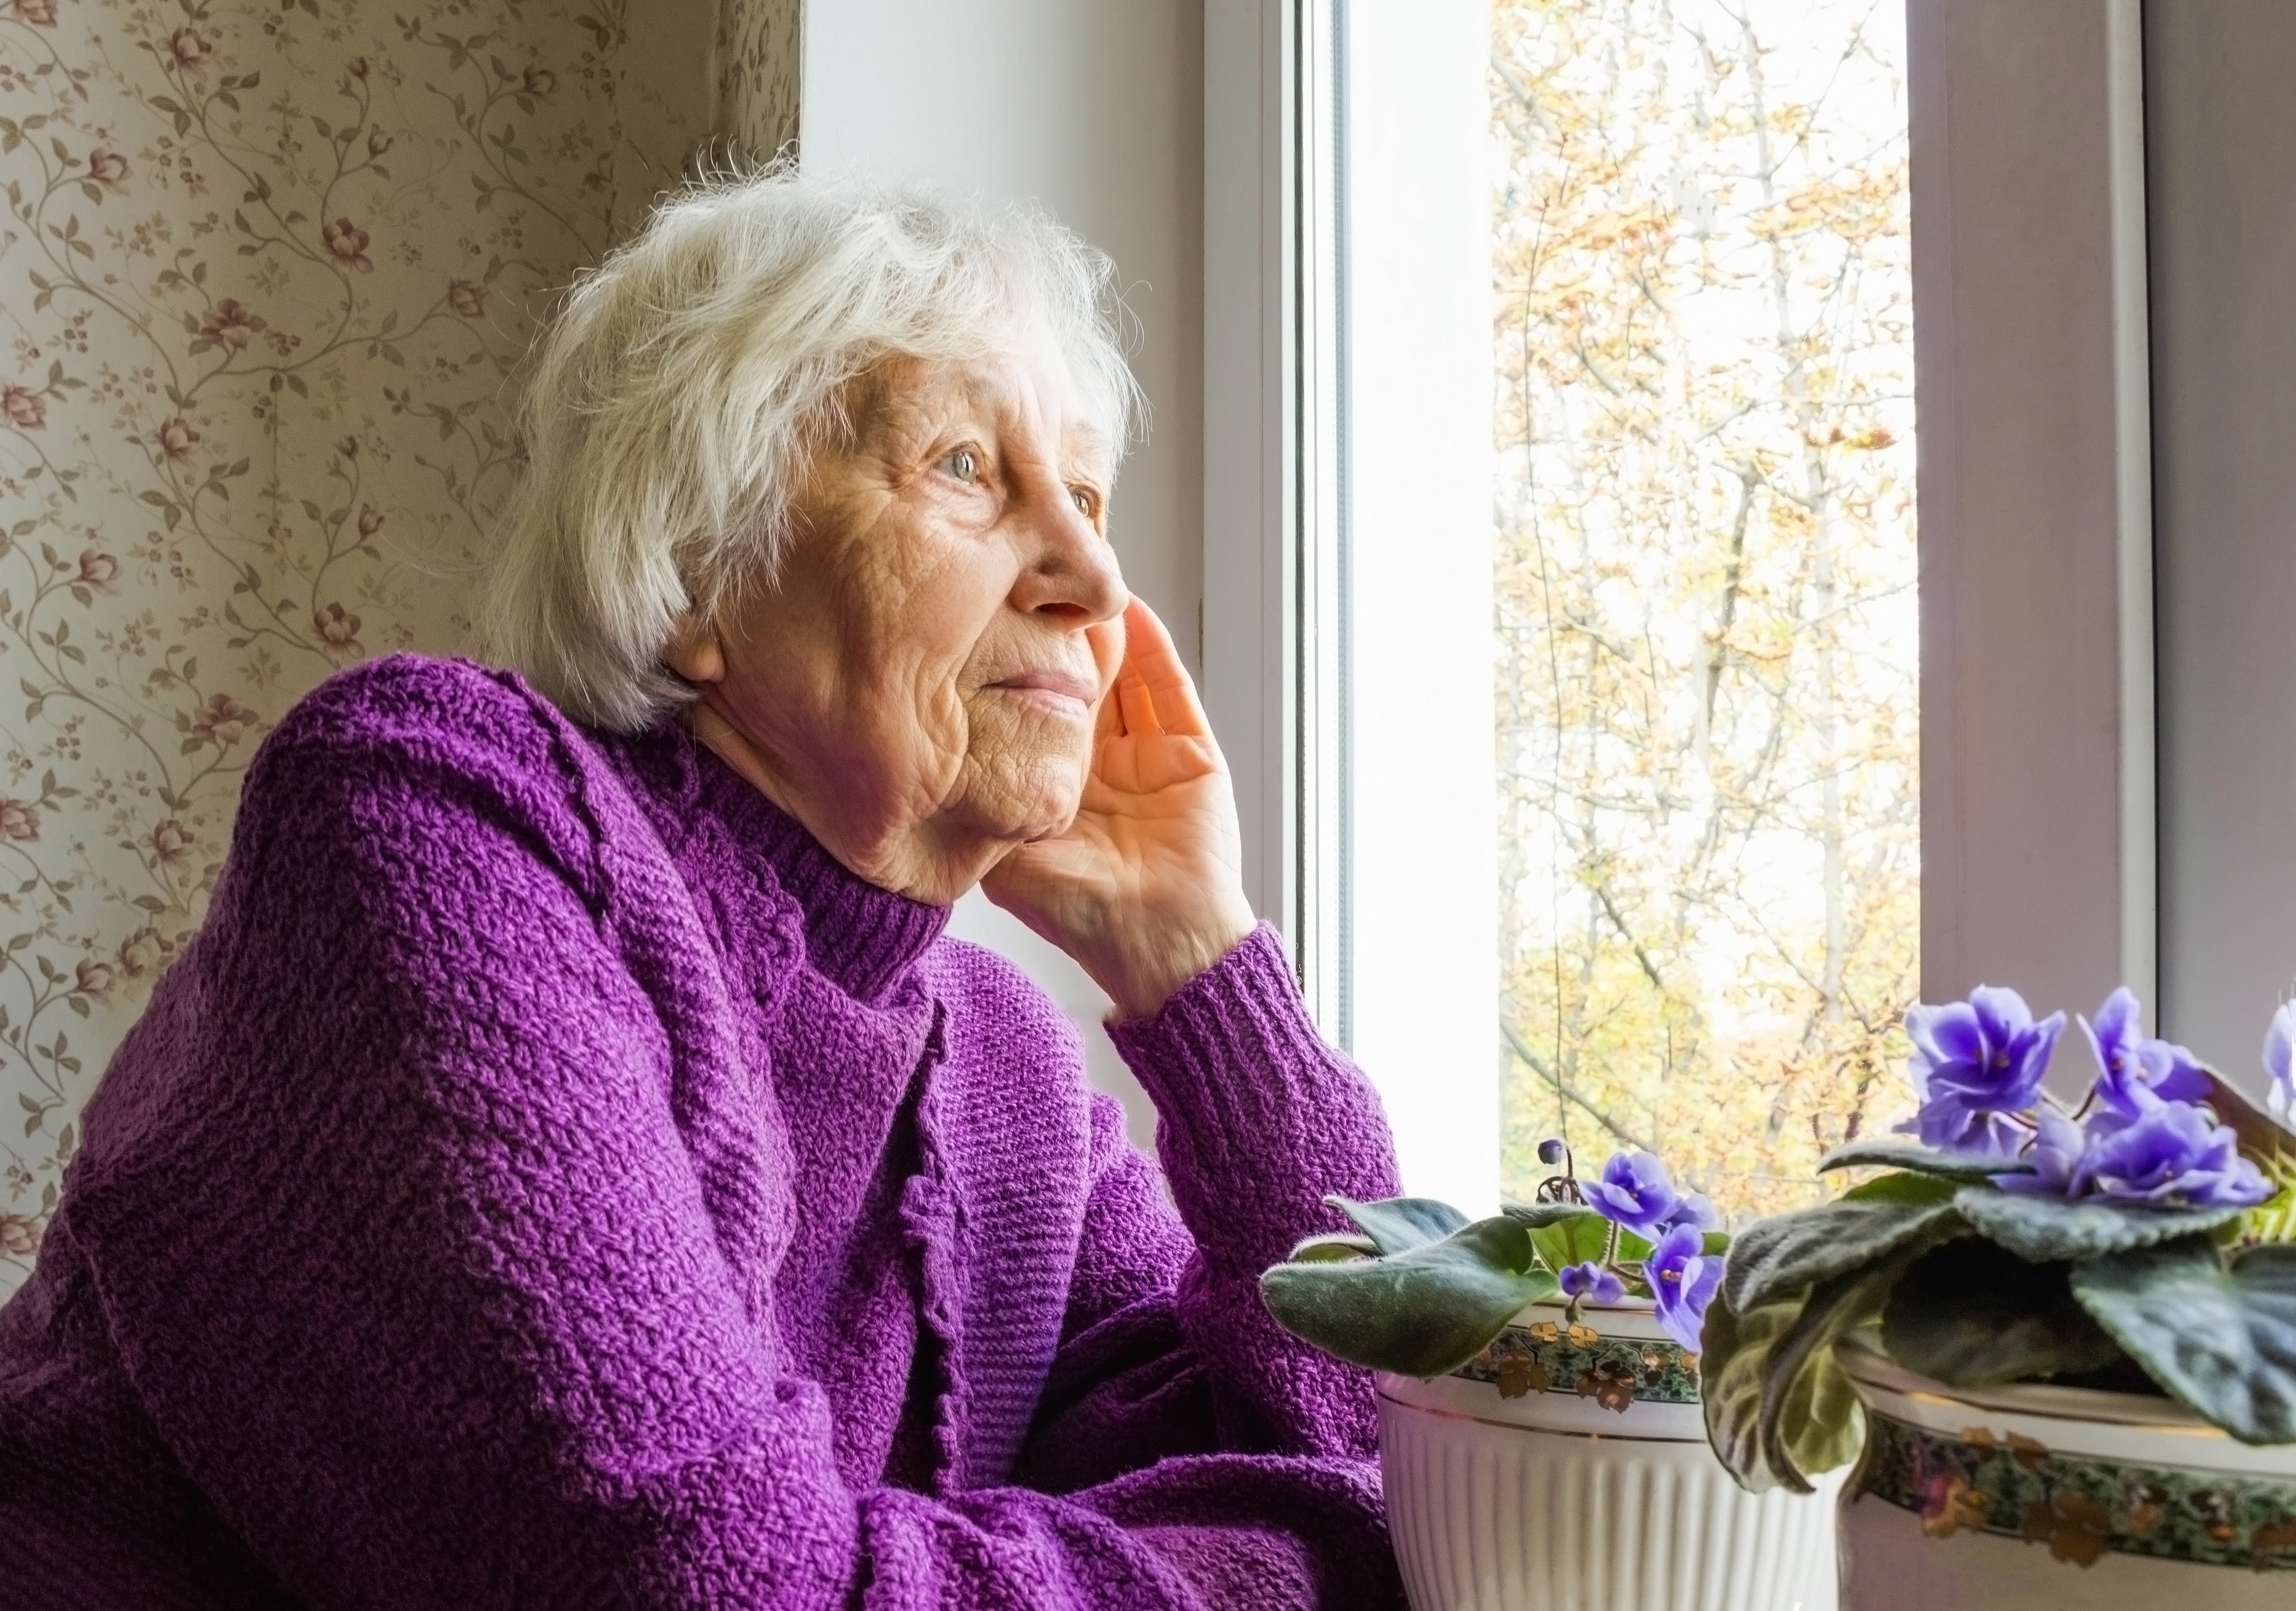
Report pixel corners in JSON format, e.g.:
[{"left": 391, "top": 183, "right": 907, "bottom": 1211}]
[{"left": 1503, "top": 1021, "right": 1655, "bottom": 1153}]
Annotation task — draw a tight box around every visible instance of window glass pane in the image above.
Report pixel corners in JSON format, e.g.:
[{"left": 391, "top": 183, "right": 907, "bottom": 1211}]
[{"left": 1492, "top": 0, "right": 1918, "bottom": 1216}]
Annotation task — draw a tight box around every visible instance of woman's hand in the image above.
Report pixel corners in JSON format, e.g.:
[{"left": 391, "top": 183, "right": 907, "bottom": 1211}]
[{"left": 982, "top": 598, "right": 1257, "bottom": 1019}]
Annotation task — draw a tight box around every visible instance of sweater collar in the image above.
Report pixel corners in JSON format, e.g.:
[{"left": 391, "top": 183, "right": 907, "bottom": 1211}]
[{"left": 683, "top": 738, "right": 952, "bottom": 1002}]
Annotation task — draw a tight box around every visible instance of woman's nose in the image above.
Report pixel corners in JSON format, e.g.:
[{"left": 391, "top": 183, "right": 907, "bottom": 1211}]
[{"left": 1011, "top": 487, "right": 1126, "bottom": 627}]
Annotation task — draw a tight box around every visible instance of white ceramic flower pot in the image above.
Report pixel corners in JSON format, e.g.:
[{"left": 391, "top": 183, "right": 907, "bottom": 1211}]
[
  {"left": 1837, "top": 1342, "right": 2296, "bottom": 1609},
  {"left": 1377, "top": 1298, "right": 1841, "bottom": 1611}
]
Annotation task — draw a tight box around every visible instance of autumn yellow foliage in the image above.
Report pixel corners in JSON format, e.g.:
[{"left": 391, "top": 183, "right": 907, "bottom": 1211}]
[{"left": 1494, "top": 0, "right": 1918, "bottom": 1220}]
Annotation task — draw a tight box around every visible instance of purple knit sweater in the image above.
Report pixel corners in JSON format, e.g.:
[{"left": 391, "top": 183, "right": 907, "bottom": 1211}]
[{"left": 0, "top": 656, "right": 1407, "bottom": 1610}]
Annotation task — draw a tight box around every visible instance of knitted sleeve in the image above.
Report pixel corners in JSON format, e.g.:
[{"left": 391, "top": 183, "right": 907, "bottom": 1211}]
[
  {"left": 65, "top": 661, "right": 1398, "bottom": 1611},
  {"left": 1021, "top": 928, "right": 1404, "bottom": 1483}
]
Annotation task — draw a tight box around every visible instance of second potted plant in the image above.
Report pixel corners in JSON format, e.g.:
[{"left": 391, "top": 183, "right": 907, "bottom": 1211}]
[{"left": 1704, "top": 984, "right": 2296, "bottom": 1607}]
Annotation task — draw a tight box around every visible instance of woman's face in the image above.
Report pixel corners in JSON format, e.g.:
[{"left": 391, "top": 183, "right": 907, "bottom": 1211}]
[{"left": 669, "top": 341, "right": 1129, "bottom": 903}]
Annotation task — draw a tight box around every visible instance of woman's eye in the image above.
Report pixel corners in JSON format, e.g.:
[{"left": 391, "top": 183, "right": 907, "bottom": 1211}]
[
  {"left": 937, "top": 449, "right": 979, "bottom": 485},
  {"left": 1070, "top": 489, "right": 1093, "bottom": 517}
]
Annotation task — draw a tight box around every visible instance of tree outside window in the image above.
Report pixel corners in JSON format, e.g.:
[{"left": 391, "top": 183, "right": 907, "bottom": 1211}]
[{"left": 1494, "top": 0, "right": 1917, "bottom": 1217}]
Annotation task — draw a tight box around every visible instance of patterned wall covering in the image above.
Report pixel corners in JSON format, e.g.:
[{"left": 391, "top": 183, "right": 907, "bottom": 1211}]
[
  {"left": 0, "top": 0, "right": 721, "bottom": 1296},
  {"left": 715, "top": 0, "right": 798, "bottom": 160}
]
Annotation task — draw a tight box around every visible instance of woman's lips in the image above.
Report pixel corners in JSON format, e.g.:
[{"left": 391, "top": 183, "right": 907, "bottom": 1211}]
[{"left": 988, "top": 669, "right": 1098, "bottom": 719}]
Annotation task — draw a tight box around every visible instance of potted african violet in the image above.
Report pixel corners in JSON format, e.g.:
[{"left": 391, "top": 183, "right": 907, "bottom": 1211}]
[
  {"left": 1705, "top": 985, "right": 2296, "bottom": 1608},
  {"left": 1260, "top": 1147, "right": 1839, "bottom": 1611}
]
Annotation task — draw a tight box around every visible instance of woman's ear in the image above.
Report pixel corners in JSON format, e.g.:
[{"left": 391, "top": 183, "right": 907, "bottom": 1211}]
[{"left": 663, "top": 613, "right": 726, "bottom": 685}]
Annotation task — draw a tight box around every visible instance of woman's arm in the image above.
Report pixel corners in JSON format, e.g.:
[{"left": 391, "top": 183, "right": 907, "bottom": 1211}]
[
  {"left": 1019, "top": 930, "right": 1402, "bottom": 1491},
  {"left": 1109, "top": 926, "right": 1402, "bottom": 1449},
  {"left": 980, "top": 597, "right": 1406, "bottom": 1486}
]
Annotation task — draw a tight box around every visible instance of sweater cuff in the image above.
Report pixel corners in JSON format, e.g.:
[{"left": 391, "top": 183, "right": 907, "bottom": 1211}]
[{"left": 1104, "top": 925, "right": 1400, "bottom": 1276}]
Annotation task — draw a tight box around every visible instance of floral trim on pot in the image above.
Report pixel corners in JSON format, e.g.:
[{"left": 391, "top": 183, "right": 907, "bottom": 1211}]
[
  {"left": 1856, "top": 1410, "right": 2296, "bottom": 1572},
  {"left": 1457, "top": 1320, "right": 1702, "bottom": 1409}
]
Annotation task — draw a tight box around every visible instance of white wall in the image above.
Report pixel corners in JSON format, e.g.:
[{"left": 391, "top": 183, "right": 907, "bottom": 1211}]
[{"left": 800, "top": 0, "right": 1206, "bottom": 1145}]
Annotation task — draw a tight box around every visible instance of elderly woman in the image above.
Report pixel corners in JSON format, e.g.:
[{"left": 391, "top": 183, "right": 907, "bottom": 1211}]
[{"left": 0, "top": 175, "right": 1406, "bottom": 1609}]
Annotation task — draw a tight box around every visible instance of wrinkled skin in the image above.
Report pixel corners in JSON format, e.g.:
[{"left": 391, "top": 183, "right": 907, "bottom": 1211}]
[{"left": 667, "top": 342, "right": 1255, "bottom": 1017}]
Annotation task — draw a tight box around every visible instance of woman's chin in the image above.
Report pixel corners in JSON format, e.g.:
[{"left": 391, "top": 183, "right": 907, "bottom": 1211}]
[
  {"left": 1001, "top": 789, "right": 1087, "bottom": 849},
  {"left": 958, "top": 735, "right": 1090, "bottom": 818},
  {"left": 962, "top": 786, "right": 1087, "bottom": 859}
]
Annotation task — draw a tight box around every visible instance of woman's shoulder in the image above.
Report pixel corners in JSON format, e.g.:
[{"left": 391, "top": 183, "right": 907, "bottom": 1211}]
[
  {"left": 234, "top": 654, "right": 628, "bottom": 895},
  {"left": 257, "top": 652, "right": 576, "bottom": 773}
]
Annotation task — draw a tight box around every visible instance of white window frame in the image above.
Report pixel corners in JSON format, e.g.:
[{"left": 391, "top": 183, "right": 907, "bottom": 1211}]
[
  {"left": 2141, "top": 4, "right": 2296, "bottom": 1078},
  {"left": 1202, "top": 0, "right": 1304, "bottom": 964},
  {"left": 1205, "top": 0, "right": 1497, "bottom": 1207},
  {"left": 1908, "top": 0, "right": 2157, "bottom": 1040}
]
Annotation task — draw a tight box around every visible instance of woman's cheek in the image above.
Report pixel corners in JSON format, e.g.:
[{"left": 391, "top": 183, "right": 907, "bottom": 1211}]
[{"left": 905, "top": 674, "right": 973, "bottom": 796}]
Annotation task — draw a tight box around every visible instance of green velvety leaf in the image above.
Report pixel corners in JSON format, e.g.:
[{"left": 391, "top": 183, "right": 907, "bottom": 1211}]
[
  {"left": 1776, "top": 1350, "right": 1865, "bottom": 1487},
  {"left": 1524, "top": 1206, "right": 1609, "bottom": 1272},
  {"left": 1840, "top": 1170, "right": 1963, "bottom": 1207},
  {"left": 1953, "top": 1185, "right": 2241, "bottom": 1264},
  {"left": 1286, "top": 1233, "right": 1377, "bottom": 1263},
  {"left": 1260, "top": 1216, "right": 1557, "bottom": 1378},
  {"left": 1881, "top": 1238, "right": 2126, "bottom": 1388},
  {"left": 1502, "top": 1200, "right": 1595, "bottom": 1229},
  {"left": 1702, "top": 1265, "right": 1882, "bottom": 1494},
  {"left": 1699, "top": 1286, "right": 1788, "bottom": 1487},
  {"left": 1820, "top": 1141, "right": 2036, "bottom": 1182},
  {"left": 1722, "top": 1181, "right": 1964, "bottom": 1314},
  {"left": 2071, "top": 1239, "right": 2296, "bottom": 1443},
  {"left": 1761, "top": 1264, "right": 1908, "bottom": 1489},
  {"left": 1326, "top": 1194, "right": 1470, "bottom": 1256},
  {"left": 1501, "top": 1202, "right": 1659, "bottom": 1276}
]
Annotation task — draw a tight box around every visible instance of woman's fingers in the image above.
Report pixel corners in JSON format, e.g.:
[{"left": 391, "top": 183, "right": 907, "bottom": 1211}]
[
  {"left": 1117, "top": 674, "right": 1163, "bottom": 736},
  {"left": 1114, "top": 597, "right": 1210, "bottom": 737}
]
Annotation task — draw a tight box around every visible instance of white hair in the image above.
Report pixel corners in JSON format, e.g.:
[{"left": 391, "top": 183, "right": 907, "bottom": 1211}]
[{"left": 474, "top": 166, "right": 1144, "bottom": 731}]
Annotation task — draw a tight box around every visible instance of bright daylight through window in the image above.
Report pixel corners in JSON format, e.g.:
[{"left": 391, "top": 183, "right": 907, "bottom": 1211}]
[{"left": 1489, "top": 0, "right": 1917, "bottom": 1218}]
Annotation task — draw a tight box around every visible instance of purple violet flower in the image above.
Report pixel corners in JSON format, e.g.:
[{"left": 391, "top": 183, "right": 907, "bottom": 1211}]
[
  {"left": 1668, "top": 1191, "right": 1720, "bottom": 1233},
  {"left": 1583, "top": 1151, "right": 1683, "bottom": 1236},
  {"left": 2081, "top": 986, "right": 2210, "bottom": 1128},
  {"left": 2079, "top": 1097, "right": 2271, "bottom": 1208},
  {"left": 1558, "top": 1261, "right": 1626, "bottom": 1304},
  {"left": 1991, "top": 1102, "right": 2087, "bottom": 1197},
  {"left": 2266, "top": 1002, "right": 2296, "bottom": 1124},
  {"left": 1645, "top": 1223, "right": 1722, "bottom": 1353},
  {"left": 1898, "top": 985, "right": 2065, "bottom": 1156}
]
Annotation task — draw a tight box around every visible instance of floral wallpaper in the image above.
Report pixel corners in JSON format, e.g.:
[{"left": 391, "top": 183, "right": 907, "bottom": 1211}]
[
  {"left": 715, "top": 0, "right": 796, "bottom": 160},
  {"left": 0, "top": 0, "right": 718, "bottom": 1296}
]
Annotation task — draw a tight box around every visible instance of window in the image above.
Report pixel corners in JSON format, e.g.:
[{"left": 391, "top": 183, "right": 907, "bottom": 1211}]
[
  {"left": 1206, "top": 2, "right": 2181, "bottom": 1215},
  {"left": 1303, "top": 0, "right": 1919, "bottom": 1217}
]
